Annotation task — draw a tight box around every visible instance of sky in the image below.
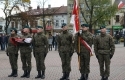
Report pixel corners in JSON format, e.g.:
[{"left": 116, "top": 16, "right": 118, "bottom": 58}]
[{"left": 0, "top": 0, "right": 67, "bottom": 18}]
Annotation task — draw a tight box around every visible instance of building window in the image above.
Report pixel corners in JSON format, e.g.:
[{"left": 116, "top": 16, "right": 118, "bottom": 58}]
[
  {"left": 69, "top": 4, "right": 73, "bottom": 9},
  {"left": 116, "top": 15, "right": 119, "bottom": 22},
  {"left": 11, "top": 22, "right": 14, "bottom": 28},
  {"left": 61, "top": 20, "right": 64, "bottom": 24},
  {"left": 55, "top": 20, "right": 59, "bottom": 27},
  {"left": 15, "top": 21, "right": 18, "bottom": 28}
]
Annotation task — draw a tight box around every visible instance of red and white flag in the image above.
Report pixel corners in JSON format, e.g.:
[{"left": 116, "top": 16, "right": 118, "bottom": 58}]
[
  {"left": 70, "top": 0, "right": 79, "bottom": 34},
  {"left": 118, "top": 1, "right": 124, "bottom": 9}
]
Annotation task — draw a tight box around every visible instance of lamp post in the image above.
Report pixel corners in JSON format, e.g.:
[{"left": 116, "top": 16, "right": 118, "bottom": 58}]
[{"left": 124, "top": 12, "right": 125, "bottom": 47}]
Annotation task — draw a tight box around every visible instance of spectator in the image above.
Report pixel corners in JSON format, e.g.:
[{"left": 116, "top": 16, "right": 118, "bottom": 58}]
[
  {"left": 48, "top": 34, "right": 53, "bottom": 51},
  {"left": 55, "top": 33, "right": 59, "bottom": 51},
  {"left": 5, "top": 34, "right": 9, "bottom": 49},
  {"left": 52, "top": 35, "right": 55, "bottom": 48},
  {"left": 115, "top": 33, "right": 120, "bottom": 44},
  {"left": 1, "top": 34, "right": 6, "bottom": 50}
]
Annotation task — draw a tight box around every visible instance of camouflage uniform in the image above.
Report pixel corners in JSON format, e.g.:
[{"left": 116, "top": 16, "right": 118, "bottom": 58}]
[
  {"left": 19, "top": 33, "right": 32, "bottom": 78},
  {"left": 7, "top": 34, "right": 19, "bottom": 77},
  {"left": 58, "top": 30, "right": 73, "bottom": 80},
  {"left": 75, "top": 30, "right": 93, "bottom": 80},
  {"left": 33, "top": 31, "right": 48, "bottom": 79},
  {"left": 94, "top": 31, "right": 115, "bottom": 80}
]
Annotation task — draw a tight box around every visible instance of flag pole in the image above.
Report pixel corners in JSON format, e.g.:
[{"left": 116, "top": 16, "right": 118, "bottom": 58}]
[{"left": 77, "top": 0, "right": 81, "bottom": 70}]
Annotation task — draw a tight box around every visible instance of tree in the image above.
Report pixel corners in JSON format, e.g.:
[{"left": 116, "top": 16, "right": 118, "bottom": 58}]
[
  {"left": 79, "top": 0, "right": 118, "bottom": 32},
  {"left": 0, "top": 0, "right": 31, "bottom": 34}
]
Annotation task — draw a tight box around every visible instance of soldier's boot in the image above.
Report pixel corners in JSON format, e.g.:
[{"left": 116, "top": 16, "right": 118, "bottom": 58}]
[
  {"left": 21, "top": 70, "right": 27, "bottom": 78},
  {"left": 8, "top": 69, "right": 14, "bottom": 77},
  {"left": 65, "top": 73, "right": 70, "bottom": 80},
  {"left": 78, "top": 74, "right": 86, "bottom": 80},
  {"left": 35, "top": 70, "right": 41, "bottom": 78},
  {"left": 104, "top": 77, "right": 108, "bottom": 80},
  {"left": 41, "top": 71, "right": 45, "bottom": 79},
  {"left": 86, "top": 74, "right": 89, "bottom": 80},
  {"left": 101, "top": 76, "right": 105, "bottom": 80},
  {"left": 13, "top": 69, "right": 18, "bottom": 77},
  {"left": 26, "top": 70, "right": 30, "bottom": 78},
  {"left": 60, "top": 72, "right": 66, "bottom": 80}
]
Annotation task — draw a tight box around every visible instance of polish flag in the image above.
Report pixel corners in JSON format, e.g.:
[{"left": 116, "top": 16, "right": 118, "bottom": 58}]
[
  {"left": 118, "top": 1, "right": 124, "bottom": 9},
  {"left": 70, "top": 0, "right": 80, "bottom": 34}
]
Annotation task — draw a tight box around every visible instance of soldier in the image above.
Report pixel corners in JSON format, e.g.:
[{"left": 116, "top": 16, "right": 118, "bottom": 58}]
[
  {"left": 75, "top": 24, "right": 93, "bottom": 80},
  {"left": 33, "top": 26, "right": 48, "bottom": 79},
  {"left": 58, "top": 23, "right": 73, "bottom": 80},
  {"left": 6, "top": 28, "right": 18, "bottom": 77},
  {"left": 18, "top": 26, "right": 32, "bottom": 78},
  {"left": 94, "top": 26, "right": 115, "bottom": 80}
]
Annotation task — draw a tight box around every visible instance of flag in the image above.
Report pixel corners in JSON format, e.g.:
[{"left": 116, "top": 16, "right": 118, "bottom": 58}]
[
  {"left": 80, "top": 38, "right": 94, "bottom": 56},
  {"left": 118, "top": 1, "right": 124, "bottom": 9},
  {"left": 70, "top": 0, "right": 80, "bottom": 34}
]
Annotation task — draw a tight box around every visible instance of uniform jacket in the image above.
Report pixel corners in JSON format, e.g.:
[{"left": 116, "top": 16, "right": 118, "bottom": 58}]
[{"left": 94, "top": 33, "right": 115, "bottom": 56}]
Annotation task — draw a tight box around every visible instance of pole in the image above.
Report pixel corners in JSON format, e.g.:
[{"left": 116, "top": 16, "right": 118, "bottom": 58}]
[
  {"left": 124, "top": 12, "right": 125, "bottom": 47},
  {"left": 43, "top": 0, "right": 46, "bottom": 34}
]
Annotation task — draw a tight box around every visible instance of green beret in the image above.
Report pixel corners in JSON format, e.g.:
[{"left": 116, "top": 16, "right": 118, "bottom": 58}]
[
  {"left": 37, "top": 26, "right": 43, "bottom": 29},
  {"left": 61, "top": 23, "right": 67, "bottom": 28},
  {"left": 100, "top": 25, "right": 106, "bottom": 29},
  {"left": 81, "top": 24, "right": 89, "bottom": 27},
  {"left": 24, "top": 25, "right": 30, "bottom": 28},
  {"left": 10, "top": 28, "right": 17, "bottom": 33}
]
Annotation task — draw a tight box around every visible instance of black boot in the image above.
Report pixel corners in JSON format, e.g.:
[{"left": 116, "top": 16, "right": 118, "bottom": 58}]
[
  {"left": 13, "top": 69, "right": 18, "bottom": 77},
  {"left": 35, "top": 70, "right": 41, "bottom": 78},
  {"left": 86, "top": 74, "right": 89, "bottom": 80},
  {"left": 41, "top": 71, "right": 45, "bottom": 79},
  {"left": 101, "top": 76, "right": 105, "bottom": 80},
  {"left": 8, "top": 69, "right": 14, "bottom": 77},
  {"left": 65, "top": 73, "right": 70, "bottom": 80},
  {"left": 21, "top": 70, "right": 27, "bottom": 78},
  {"left": 104, "top": 77, "right": 108, "bottom": 80},
  {"left": 26, "top": 70, "right": 30, "bottom": 78},
  {"left": 78, "top": 74, "right": 86, "bottom": 80},
  {"left": 60, "top": 72, "right": 66, "bottom": 80}
]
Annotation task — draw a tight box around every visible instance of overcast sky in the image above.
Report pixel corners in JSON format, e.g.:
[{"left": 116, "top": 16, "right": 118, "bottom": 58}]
[{"left": 0, "top": 0, "right": 67, "bottom": 18}]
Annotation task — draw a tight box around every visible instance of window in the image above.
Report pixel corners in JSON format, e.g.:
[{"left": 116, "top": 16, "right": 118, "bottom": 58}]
[
  {"left": 116, "top": 15, "right": 119, "bottom": 22},
  {"left": 61, "top": 20, "right": 64, "bottom": 23},
  {"left": 55, "top": 20, "right": 59, "bottom": 27},
  {"left": 11, "top": 22, "right": 14, "bottom": 28}
]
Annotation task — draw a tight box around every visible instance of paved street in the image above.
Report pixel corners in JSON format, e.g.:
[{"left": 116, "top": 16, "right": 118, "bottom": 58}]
[{"left": 0, "top": 43, "right": 125, "bottom": 80}]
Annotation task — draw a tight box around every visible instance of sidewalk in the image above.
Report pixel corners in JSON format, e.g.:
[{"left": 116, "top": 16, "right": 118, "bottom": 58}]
[{"left": 0, "top": 43, "right": 125, "bottom": 80}]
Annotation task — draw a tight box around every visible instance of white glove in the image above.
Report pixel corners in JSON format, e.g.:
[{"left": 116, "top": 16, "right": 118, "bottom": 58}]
[{"left": 24, "top": 38, "right": 32, "bottom": 43}]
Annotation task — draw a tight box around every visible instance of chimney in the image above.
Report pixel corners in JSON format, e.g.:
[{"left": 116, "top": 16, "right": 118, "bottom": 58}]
[
  {"left": 37, "top": 5, "right": 40, "bottom": 10},
  {"left": 48, "top": 4, "right": 51, "bottom": 9}
]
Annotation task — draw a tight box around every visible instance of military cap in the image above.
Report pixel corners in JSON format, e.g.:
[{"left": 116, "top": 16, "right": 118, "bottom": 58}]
[
  {"left": 81, "top": 24, "right": 89, "bottom": 27},
  {"left": 61, "top": 23, "right": 67, "bottom": 28},
  {"left": 23, "top": 25, "right": 30, "bottom": 28},
  {"left": 37, "top": 26, "right": 43, "bottom": 29},
  {"left": 100, "top": 25, "right": 106, "bottom": 29},
  {"left": 10, "top": 28, "right": 17, "bottom": 33}
]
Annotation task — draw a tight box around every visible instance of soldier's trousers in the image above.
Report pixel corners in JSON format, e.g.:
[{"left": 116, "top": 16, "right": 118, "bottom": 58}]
[
  {"left": 20, "top": 52, "right": 32, "bottom": 71},
  {"left": 9, "top": 53, "right": 18, "bottom": 70},
  {"left": 35, "top": 52, "right": 45, "bottom": 71},
  {"left": 60, "top": 52, "right": 71, "bottom": 73},
  {"left": 98, "top": 54, "right": 110, "bottom": 77},
  {"left": 80, "top": 52, "right": 90, "bottom": 74}
]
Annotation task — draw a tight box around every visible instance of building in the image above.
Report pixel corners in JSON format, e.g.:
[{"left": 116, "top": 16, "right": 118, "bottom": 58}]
[{"left": 8, "top": 5, "right": 67, "bottom": 35}]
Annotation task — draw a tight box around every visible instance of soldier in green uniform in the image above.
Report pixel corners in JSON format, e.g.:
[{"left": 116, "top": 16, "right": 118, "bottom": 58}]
[
  {"left": 18, "top": 26, "right": 32, "bottom": 78},
  {"left": 75, "top": 24, "right": 93, "bottom": 80},
  {"left": 94, "top": 26, "right": 115, "bottom": 80},
  {"left": 33, "top": 26, "right": 48, "bottom": 79},
  {"left": 58, "top": 23, "right": 73, "bottom": 80},
  {"left": 6, "top": 28, "right": 18, "bottom": 77}
]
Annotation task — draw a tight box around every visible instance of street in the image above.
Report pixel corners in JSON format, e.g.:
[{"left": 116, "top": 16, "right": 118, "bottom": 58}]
[{"left": 0, "top": 43, "right": 125, "bottom": 80}]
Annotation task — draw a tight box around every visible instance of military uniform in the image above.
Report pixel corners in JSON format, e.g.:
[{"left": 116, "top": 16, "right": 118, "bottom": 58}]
[
  {"left": 58, "top": 23, "right": 73, "bottom": 80},
  {"left": 75, "top": 24, "right": 93, "bottom": 80},
  {"left": 18, "top": 26, "right": 32, "bottom": 78},
  {"left": 94, "top": 26, "right": 115, "bottom": 80},
  {"left": 33, "top": 26, "right": 48, "bottom": 79},
  {"left": 6, "top": 28, "right": 19, "bottom": 77}
]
